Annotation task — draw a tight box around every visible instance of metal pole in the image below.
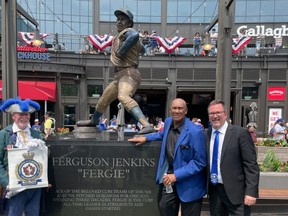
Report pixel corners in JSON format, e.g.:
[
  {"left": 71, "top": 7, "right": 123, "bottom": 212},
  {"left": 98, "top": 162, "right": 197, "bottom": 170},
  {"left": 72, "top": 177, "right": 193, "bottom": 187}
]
[
  {"left": 1, "top": 0, "right": 18, "bottom": 126},
  {"left": 116, "top": 103, "right": 125, "bottom": 141},
  {"left": 215, "top": 0, "right": 235, "bottom": 115}
]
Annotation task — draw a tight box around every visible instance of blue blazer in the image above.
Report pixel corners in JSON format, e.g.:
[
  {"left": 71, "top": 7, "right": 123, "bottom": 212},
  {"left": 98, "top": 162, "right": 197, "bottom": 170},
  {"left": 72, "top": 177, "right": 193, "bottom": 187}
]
[{"left": 146, "top": 117, "right": 207, "bottom": 202}]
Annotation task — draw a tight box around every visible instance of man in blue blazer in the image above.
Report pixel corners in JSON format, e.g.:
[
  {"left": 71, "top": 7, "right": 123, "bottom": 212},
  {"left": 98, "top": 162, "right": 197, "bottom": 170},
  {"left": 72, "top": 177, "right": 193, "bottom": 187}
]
[{"left": 129, "top": 98, "right": 207, "bottom": 216}]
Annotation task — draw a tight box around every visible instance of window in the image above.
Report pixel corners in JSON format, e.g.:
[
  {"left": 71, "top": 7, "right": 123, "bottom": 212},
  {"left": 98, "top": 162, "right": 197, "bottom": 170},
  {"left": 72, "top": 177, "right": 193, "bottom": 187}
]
[
  {"left": 18, "top": 0, "right": 93, "bottom": 51},
  {"left": 89, "top": 105, "right": 96, "bottom": 119},
  {"left": 242, "top": 87, "right": 258, "bottom": 100},
  {"left": 61, "top": 84, "right": 78, "bottom": 96},
  {"left": 87, "top": 85, "right": 103, "bottom": 97},
  {"left": 100, "top": 0, "right": 161, "bottom": 23},
  {"left": 63, "top": 105, "right": 76, "bottom": 130},
  {"left": 167, "top": 0, "right": 217, "bottom": 23}
]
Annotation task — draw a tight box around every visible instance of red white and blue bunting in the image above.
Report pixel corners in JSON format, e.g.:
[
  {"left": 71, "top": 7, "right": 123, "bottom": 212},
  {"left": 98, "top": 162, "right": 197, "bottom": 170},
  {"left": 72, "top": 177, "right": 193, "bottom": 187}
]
[
  {"left": 232, "top": 35, "right": 252, "bottom": 54},
  {"left": 18, "top": 32, "right": 49, "bottom": 45},
  {"left": 88, "top": 34, "right": 113, "bottom": 51},
  {"left": 156, "top": 36, "right": 187, "bottom": 53}
]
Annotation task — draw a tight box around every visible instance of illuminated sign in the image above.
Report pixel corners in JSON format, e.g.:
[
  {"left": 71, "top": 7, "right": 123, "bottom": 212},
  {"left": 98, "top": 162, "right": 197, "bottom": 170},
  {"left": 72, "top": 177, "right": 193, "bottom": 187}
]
[
  {"left": 267, "top": 86, "right": 286, "bottom": 100},
  {"left": 17, "top": 47, "right": 48, "bottom": 52},
  {"left": 17, "top": 46, "right": 50, "bottom": 61},
  {"left": 237, "top": 25, "right": 288, "bottom": 38}
]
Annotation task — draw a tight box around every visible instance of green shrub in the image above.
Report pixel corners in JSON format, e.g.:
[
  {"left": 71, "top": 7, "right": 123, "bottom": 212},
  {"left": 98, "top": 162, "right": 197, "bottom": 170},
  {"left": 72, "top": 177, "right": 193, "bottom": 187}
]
[
  {"left": 257, "top": 139, "right": 288, "bottom": 147},
  {"left": 259, "top": 149, "right": 287, "bottom": 172}
]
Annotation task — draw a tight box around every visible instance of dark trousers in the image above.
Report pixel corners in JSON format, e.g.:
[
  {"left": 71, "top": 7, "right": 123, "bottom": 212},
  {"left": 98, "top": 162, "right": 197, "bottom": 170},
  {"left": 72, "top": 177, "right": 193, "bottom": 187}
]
[
  {"left": 209, "top": 183, "right": 249, "bottom": 216},
  {"left": 158, "top": 184, "right": 202, "bottom": 216},
  {"left": 5, "top": 188, "right": 42, "bottom": 216}
]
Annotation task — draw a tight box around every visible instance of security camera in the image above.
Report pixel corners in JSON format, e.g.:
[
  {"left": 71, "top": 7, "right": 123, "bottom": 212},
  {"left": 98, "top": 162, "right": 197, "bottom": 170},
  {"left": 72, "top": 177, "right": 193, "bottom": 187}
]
[{"left": 165, "top": 78, "right": 172, "bottom": 84}]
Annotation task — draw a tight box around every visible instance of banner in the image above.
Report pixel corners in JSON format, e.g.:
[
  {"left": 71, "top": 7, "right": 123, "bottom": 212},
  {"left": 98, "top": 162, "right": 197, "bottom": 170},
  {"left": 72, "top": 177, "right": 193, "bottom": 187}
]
[
  {"left": 88, "top": 34, "right": 113, "bottom": 51},
  {"left": 7, "top": 146, "right": 48, "bottom": 195},
  {"left": 268, "top": 108, "right": 282, "bottom": 133},
  {"left": 18, "top": 32, "right": 49, "bottom": 45},
  {"left": 156, "top": 36, "right": 187, "bottom": 53},
  {"left": 232, "top": 35, "right": 252, "bottom": 54}
]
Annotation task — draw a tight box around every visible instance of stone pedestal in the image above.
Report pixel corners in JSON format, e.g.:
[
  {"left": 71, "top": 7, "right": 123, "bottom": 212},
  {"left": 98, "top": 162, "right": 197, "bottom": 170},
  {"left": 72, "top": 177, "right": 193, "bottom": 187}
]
[
  {"left": 73, "top": 127, "right": 137, "bottom": 141},
  {"left": 45, "top": 140, "right": 161, "bottom": 216},
  {"left": 73, "top": 127, "right": 115, "bottom": 140}
]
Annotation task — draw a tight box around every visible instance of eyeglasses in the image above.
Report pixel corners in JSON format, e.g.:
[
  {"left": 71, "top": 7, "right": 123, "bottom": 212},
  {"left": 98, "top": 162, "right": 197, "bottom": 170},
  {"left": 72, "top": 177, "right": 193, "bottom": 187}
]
[{"left": 208, "top": 111, "right": 226, "bottom": 117}]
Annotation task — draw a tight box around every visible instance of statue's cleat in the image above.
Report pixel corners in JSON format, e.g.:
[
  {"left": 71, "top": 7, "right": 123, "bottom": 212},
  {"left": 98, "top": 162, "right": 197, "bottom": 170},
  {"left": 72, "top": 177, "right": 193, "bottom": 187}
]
[
  {"left": 138, "top": 125, "right": 155, "bottom": 134},
  {"left": 76, "top": 120, "right": 96, "bottom": 127}
]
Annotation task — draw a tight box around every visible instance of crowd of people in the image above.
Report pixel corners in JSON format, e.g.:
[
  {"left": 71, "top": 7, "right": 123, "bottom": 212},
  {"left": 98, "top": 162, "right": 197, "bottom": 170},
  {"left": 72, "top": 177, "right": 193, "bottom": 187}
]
[
  {"left": 0, "top": 8, "right": 267, "bottom": 216},
  {"left": 0, "top": 93, "right": 265, "bottom": 216},
  {"left": 137, "top": 28, "right": 218, "bottom": 57},
  {"left": 30, "top": 111, "right": 56, "bottom": 140},
  {"left": 80, "top": 27, "right": 218, "bottom": 57},
  {"left": 96, "top": 114, "right": 165, "bottom": 133}
]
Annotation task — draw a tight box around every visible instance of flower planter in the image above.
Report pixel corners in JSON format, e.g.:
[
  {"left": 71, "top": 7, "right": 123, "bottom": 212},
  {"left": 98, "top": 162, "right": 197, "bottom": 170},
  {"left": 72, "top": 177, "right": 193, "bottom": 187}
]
[
  {"left": 260, "top": 172, "right": 288, "bottom": 189},
  {"left": 256, "top": 146, "right": 288, "bottom": 163}
]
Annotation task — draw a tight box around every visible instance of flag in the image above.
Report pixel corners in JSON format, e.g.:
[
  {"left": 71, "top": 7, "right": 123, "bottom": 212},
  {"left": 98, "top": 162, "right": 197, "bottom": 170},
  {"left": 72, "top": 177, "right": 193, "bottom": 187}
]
[
  {"left": 18, "top": 32, "right": 49, "bottom": 45},
  {"left": 156, "top": 36, "right": 187, "bottom": 53},
  {"left": 88, "top": 34, "right": 113, "bottom": 51},
  {"left": 232, "top": 35, "right": 252, "bottom": 54}
]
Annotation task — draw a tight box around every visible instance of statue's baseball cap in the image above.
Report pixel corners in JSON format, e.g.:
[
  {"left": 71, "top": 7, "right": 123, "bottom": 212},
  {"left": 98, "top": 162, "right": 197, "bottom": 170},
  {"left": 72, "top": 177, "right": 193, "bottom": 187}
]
[{"left": 114, "top": 9, "right": 134, "bottom": 27}]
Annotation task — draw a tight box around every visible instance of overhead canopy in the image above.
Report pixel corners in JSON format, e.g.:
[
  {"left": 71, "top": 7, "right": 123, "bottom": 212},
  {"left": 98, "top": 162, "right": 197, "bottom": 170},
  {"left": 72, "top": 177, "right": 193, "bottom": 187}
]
[{"left": 0, "top": 81, "right": 56, "bottom": 102}]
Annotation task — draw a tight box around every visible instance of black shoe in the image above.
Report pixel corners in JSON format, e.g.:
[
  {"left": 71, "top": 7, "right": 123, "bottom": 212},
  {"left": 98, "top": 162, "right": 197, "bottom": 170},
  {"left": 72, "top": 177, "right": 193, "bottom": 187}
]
[
  {"left": 76, "top": 120, "right": 96, "bottom": 127},
  {"left": 138, "top": 126, "right": 155, "bottom": 134}
]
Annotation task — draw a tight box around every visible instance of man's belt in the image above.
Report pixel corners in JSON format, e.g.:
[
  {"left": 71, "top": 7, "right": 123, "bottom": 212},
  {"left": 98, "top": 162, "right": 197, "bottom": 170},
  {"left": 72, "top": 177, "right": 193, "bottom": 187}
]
[{"left": 114, "top": 66, "right": 138, "bottom": 72}]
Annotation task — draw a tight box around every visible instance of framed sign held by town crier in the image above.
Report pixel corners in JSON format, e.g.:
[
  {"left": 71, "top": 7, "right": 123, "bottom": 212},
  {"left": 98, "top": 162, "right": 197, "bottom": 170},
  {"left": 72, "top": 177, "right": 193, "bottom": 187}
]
[{"left": 7, "top": 146, "right": 48, "bottom": 197}]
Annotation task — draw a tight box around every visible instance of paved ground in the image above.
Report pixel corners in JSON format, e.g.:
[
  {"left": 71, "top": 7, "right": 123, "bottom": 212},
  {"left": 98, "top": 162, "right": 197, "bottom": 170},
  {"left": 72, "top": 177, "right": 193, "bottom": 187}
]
[
  {"left": 202, "top": 213, "right": 288, "bottom": 216},
  {"left": 181, "top": 211, "right": 288, "bottom": 216}
]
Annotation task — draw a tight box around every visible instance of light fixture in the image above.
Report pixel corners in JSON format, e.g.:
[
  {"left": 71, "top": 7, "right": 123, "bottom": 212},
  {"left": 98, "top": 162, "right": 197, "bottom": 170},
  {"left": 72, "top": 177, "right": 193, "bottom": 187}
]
[
  {"left": 201, "top": 43, "right": 214, "bottom": 56},
  {"left": 201, "top": 43, "right": 214, "bottom": 51},
  {"left": 31, "top": 28, "right": 43, "bottom": 47},
  {"left": 200, "top": 31, "right": 214, "bottom": 55},
  {"left": 74, "top": 75, "right": 80, "bottom": 84},
  {"left": 165, "top": 78, "right": 172, "bottom": 84}
]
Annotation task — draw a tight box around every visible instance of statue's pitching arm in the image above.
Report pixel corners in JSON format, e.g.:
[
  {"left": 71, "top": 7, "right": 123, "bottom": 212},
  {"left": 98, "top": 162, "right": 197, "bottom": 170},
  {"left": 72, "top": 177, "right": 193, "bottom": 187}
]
[{"left": 116, "top": 30, "right": 142, "bottom": 56}]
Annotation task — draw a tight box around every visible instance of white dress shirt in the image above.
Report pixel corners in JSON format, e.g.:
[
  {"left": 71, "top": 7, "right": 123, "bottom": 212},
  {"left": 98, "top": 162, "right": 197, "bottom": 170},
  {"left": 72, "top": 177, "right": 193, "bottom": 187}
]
[
  {"left": 210, "top": 121, "right": 228, "bottom": 184},
  {"left": 12, "top": 123, "right": 32, "bottom": 148}
]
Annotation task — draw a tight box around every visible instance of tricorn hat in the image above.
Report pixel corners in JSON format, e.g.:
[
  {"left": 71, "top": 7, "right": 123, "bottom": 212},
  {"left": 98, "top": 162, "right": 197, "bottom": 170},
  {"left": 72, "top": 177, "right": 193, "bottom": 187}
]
[
  {"left": 114, "top": 9, "right": 134, "bottom": 27},
  {"left": 0, "top": 98, "right": 40, "bottom": 113}
]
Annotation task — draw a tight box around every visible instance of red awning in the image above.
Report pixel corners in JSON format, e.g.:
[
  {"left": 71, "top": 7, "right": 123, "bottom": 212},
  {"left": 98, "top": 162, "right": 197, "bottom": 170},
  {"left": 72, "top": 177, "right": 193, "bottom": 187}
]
[{"left": 0, "top": 81, "right": 56, "bottom": 102}]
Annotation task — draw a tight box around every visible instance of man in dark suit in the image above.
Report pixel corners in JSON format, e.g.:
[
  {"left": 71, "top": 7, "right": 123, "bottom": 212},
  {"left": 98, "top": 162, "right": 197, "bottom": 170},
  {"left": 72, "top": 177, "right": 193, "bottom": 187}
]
[
  {"left": 128, "top": 98, "right": 207, "bottom": 216},
  {"left": 205, "top": 100, "right": 259, "bottom": 216}
]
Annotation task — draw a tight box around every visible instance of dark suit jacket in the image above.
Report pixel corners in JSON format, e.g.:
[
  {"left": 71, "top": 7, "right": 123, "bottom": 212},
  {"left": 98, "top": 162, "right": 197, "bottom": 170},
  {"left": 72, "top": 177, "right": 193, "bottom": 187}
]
[
  {"left": 205, "top": 124, "right": 259, "bottom": 205},
  {"left": 146, "top": 117, "right": 207, "bottom": 202}
]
